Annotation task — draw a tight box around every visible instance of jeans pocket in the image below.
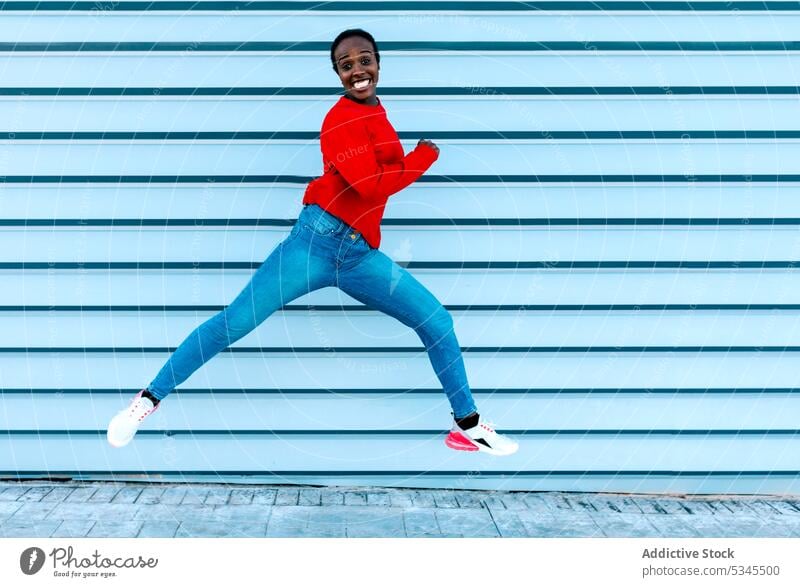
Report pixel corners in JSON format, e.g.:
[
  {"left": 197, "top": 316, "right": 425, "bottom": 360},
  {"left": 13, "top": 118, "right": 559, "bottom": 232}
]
[{"left": 302, "top": 210, "right": 341, "bottom": 236}]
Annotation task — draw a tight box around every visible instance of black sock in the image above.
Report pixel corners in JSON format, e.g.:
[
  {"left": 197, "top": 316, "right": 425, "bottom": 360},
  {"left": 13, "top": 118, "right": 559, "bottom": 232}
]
[
  {"left": 141, "top": 389, "right": 161, "bottom": 406},
  {"left": 455, "top": 412, "right": 479, "bottom": 429}
]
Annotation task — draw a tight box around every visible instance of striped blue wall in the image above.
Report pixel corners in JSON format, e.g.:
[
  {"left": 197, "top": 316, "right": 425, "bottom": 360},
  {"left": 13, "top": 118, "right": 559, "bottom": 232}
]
[{"left": 2, "top": 0, "right": 800, "bottom": 493}]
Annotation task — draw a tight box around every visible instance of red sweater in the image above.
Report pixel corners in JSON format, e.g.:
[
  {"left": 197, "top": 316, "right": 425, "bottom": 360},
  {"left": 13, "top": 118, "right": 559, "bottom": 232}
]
[{"left": 302, "top": 95, "right": 439, "bottom": 248}]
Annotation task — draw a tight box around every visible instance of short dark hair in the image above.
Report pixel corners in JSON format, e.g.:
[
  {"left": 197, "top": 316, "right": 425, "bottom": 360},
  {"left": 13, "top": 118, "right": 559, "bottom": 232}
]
[{"left": 330, "top": 29, "right": 380, "bottom": 73}]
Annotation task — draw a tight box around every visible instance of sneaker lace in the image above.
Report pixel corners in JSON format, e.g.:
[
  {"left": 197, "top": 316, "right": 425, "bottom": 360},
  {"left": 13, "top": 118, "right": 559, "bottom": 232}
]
[
  {"left": 479, "top": 420, "right": 496, "bottom": 433},
  {"left": 129, "top": 398, "right": 155, "bottom": 422}
]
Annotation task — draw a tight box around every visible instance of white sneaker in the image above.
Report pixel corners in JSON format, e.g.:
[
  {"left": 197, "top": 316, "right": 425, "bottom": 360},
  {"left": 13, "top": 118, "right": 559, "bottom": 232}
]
[
  {"left": 107, "top": 390, "right": 159, "bottom": 448},
  {"left": 445, "top": 416, "right": 519, "bottom": 456}
]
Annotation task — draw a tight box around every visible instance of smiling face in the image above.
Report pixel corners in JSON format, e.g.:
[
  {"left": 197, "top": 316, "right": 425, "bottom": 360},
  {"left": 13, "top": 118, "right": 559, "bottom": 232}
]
[{"left": 333, "top": 36, "right": 380, "bottom": 105}]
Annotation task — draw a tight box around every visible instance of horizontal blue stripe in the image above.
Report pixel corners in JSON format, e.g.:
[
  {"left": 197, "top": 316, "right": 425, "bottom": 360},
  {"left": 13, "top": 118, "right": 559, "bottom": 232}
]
[
  {"left": 1, "top": 345, "right": 799, "bottom": 353},
  {"left": 0, "top": 218, "right": 797, "bottom": 227},
  {"left": 0, "top": 261, "right": 798, "bottom": 269},
  {"left": 2, "top": 175, "right": 799, "bottom": 184},
  {"left": 2, "top": 41, "right": 800, "bottom": 52},
  {"left": 1, "top": 86, "right": 798, "bottom": 96},
  {"left": 4, "top": 429, "right": 800, "bottom": 436},
  {"left": 4, "top": 304, "right": 800, "bottom": 312},
  {"left": 5, "top": 130, "right": 800, "bottom": 140},
  {"left": 1, "top": 387, "right": 798, "bottom": 395},
  {"left": 1, "top": 1, "right": 799, "bottom": 12}
]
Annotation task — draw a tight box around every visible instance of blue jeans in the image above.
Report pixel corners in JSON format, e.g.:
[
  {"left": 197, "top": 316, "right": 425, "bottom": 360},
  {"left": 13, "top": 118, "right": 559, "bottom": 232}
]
[{"left": 148, "top": 203, "right": 478, "bottom": 418}]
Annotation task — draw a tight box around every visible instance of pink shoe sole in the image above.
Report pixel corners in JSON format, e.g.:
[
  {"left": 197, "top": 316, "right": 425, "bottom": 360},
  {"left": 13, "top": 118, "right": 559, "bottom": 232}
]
[{"left": 444, "top": 431, "right": 479, "bottom": 452}]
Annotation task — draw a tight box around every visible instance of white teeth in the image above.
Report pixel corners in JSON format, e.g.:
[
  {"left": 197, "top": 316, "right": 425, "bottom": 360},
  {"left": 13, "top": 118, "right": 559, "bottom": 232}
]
[{"left": 353, "top": 79, "right": 370, "bottom": 90}]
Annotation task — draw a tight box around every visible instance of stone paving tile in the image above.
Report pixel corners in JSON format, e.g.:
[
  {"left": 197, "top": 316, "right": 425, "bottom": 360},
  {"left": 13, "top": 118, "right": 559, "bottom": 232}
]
[
  {"left": 545, "top": 495, "right": 577, "bottom": 513},
  {"left": 0, "top": 502, "right": 23, "bottom": 518},
  {"left": 346, "top": 507, "right": 405, "bottom": 538},
  {"left": 305, "top": 507, "right": 347, "bottom": 537},
  {"left": 181, "top": 488, "right": 210, "bottom": 505},
  {"left": 252, "top": 488, "right": 278, "bottom": 505},
  {"left": 110, "top": 487, "right": 143, "bottom": 504},
  {"left": 88, "top": 521, "right": 144, "bottom": 538},
  {"left": 177, "top": 521, "right": 267, "bottom": 538},
  {"left": 490, "top": 509, "right": 529, "bottom": 537},
  {"left": 719, "top": 500, "right": 759, "bottom": 515},
  {"left": 136, "top": 487, "right": 167, "bottom": 505},
  {"left": 668, "top": 514, "right": 727, "bottom": 536},
  {"left": 594, "top": 496, "right": 644, "bottom": 515},
  {"left": 51, "top": 520, "right": 97, "bottom": 538},
  {"left": 275, "top": 488, "right": 300, "bottom": 506},
  {"left": 410, "top": 491, "right": 436, "bottom": 508},
  {"left": 716, "top": 515, "right": 796, "bottom": 538},
  {"left": 41, "top": 487, "right": 76, "bottom": 503},
  {"left": 774, "top": 518, "right": 800, "bottom": 537},
  {"left": 298, "top": 488, "right": 322, "bottom": 506},
  {"left": 633, "top": 497, "right": 690, "bottom": 515},
  {"left": 137, "top": 521, "right": 180, "bottom": 538},
  {"left": 517, "top": 511, "right": 602, "bottom": 538},
  {"left": 697, "top": 500, "right": 738, "bottom": 516},
  {"left": 0, "top": 520, "right": 61, "bottom": 538},
  {"left": 679, "top": 500, "right": 718, "bottom": 515},
  {"left": 698, "top": 499, "right": 740, "bottom": 514},
  {"left": 365, "top": 491, "right": 391, "bottom": 507},
  {"left": 229, "top": 488, "right": 255, "bottom": 505},
  {"left": 266, "top": 507, "right": 311, "bottom": 537},
  {"left": 523, "top": 494, "right": 557, "bottom": 514},
  {"left": 388, "top": 491, "right": 413, "bottom": 508},
  {"left": 763, "top": 516, "right": 800, "bottom": 537},
  {"left": 435, "top": 508, "right": 500, "bottom": 538},
  {"left": 211, "top": 505, "right": 272, "bottom": 522},
  {"left": 158, "top": 487, "right": 188, "bottom": 505},
  {"left": 46, "top": 503, "right": 139, "bottom": 521},
  {"left": 481, "top": 496, "right": 507, "bottom": 511},
  {"left": 500, "top": 493, "right": 530, "bottom": 510},
  {"left": 431, "top": 491, "right": 459, "bottom": 509},
  {"left": 17, "top": 486, "right": 53, "bottom": 502},
  {"left": 133, "top": 504, "right": 218, "bottom": 522},
  {"left": 318, "top": 488, "right": 343, "bottom": 506},
  {"left": 89, "top": 485, "right": 123, "bottom": 503},
  {"left": 787, "top": 500, "right": 800, "bottom": 513},
  {"left": 644, "top": 514, "right": 706, "bottom": 538},
  {"left": 204, "top": 487, "right": 231, "bottom": 505},
  {"left": 591, "top": 513, "right": 661, "bottom": 538},
  {"left": 736, "top": 500, "right": 780, "bottom": 517},
  {"left": 403, "top": 509, "right": 441, "bottom": 537},
  {"left": 454, "top": 492, "right": 487, "bottom": 509},
  {"left": 0, "top": 486, "right": 34, "bottom": 501},
  {"left": 563, "top": 495, "right": 599, "bottom": 513},
  {"left": 763, "top": 500, "right": 800, "bottom": 515},
  {"left": 10, "top": 502, "right": 60, "bottom": 521},
  {"left": 64, "top": 487, "right": 99, "bottom": 503},
  {"left": 343, "top": 490, "right": 368, "bottom": 506}
]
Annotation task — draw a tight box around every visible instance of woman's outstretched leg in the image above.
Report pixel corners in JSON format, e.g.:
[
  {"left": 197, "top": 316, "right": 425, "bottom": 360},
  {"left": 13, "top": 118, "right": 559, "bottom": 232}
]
[
  {"left": 147, "top": 237, "right": 327, "bottom": 399},
  {"left": 336, "top": 248, "right": 518, "bottom": 456},
  {"left": 337, "top": 247, "right": 475, "bottom": 417},
  {"left": 107, "top": 228, "right": 332, "bottom": 447}
]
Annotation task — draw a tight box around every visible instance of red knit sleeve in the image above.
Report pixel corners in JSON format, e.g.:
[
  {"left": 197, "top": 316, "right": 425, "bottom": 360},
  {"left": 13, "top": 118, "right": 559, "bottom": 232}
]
[{"left": 320, "top": 113, "right": 439, "bottom": 201}]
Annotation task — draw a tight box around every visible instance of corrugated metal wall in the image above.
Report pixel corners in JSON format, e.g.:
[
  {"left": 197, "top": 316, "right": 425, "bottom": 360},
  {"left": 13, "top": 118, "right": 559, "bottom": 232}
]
[{"left": 2, "top": 0, "right": 800, "bottom": 493}]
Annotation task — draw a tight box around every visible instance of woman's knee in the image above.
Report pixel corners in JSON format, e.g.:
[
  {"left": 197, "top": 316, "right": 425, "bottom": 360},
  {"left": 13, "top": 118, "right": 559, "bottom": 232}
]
[
  {"left": 416, "top": 304, "right": 455, "bottom": 337},
  {"left": 202, "top": 308, "right": 258, "bottom": 345}
]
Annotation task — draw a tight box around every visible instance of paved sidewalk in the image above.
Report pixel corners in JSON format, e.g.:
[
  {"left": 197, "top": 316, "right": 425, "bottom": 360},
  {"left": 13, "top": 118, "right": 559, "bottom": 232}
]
[{"left": 1, "top": 481, "right": 800, "bottom": 538}]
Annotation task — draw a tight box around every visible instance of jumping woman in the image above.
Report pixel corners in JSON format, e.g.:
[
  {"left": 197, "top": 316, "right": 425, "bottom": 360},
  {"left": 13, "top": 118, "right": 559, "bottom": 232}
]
[{"left": 107, "top": 29, "right": 518, "bottom": 456}]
